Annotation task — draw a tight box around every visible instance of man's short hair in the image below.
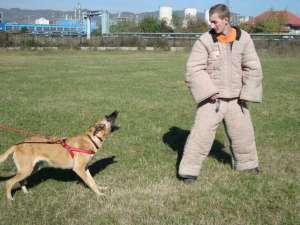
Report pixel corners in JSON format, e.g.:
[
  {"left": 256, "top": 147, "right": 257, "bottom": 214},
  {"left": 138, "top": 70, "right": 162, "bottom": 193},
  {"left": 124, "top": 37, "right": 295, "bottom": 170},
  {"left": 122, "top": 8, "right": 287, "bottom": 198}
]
[{"left": 209, "top": 4, "right": 230, "bottom": 19}]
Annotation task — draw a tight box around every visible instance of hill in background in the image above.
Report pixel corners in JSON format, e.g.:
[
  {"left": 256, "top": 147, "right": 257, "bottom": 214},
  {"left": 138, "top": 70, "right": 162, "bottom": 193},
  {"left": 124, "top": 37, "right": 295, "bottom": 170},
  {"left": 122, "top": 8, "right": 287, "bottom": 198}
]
[{"left": 0, "top": 8, "right": 205, "bottom": 24}]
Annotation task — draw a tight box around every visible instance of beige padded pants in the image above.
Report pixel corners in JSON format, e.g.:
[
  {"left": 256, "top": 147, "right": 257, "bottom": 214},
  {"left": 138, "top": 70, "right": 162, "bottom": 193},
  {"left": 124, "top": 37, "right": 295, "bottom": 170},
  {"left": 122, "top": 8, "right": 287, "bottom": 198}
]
[{"left": 179, "top": 99, "right": 259, "bottom": 177}]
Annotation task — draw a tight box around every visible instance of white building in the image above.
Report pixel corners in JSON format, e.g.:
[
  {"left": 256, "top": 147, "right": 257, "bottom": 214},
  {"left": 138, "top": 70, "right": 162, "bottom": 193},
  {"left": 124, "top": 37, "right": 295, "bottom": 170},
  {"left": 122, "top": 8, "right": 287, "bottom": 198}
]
[
  {"left": 35, "top": 17, "right": 49, "bottom": 25},
  {"left": 205, "top": 9, "right": 210, "bottom": 25},
  {"left": 183, "top": 8, "right": 197, "bottom": 27},
  {"left": 185, "top": 8, "right": 197, "bottom": 18},
  {"left": 159, "top": 6, "right": 172, "bottom": 26},
  {"left": 239, "top": 16, "right": 250, "bottom": 23}
]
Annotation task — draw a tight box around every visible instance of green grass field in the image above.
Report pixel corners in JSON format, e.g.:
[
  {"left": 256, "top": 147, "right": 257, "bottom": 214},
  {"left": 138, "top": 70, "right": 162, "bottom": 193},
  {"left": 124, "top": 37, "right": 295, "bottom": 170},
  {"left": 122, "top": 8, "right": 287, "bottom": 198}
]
[{"left": 0, "top": 49, "right": 299, "bottom": 225}]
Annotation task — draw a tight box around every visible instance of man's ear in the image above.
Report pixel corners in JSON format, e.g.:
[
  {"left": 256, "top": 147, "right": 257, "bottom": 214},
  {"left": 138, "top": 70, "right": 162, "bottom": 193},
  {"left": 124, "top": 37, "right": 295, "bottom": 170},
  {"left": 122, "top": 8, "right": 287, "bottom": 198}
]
[{"left": 224, "top": 17, "right": 229, "bottom": 24}]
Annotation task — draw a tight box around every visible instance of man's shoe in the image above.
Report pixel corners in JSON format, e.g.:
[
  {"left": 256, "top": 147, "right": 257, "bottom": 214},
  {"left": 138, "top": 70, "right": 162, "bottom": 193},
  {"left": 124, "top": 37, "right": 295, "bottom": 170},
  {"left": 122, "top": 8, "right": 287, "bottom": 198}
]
[
  {"left": 243, "top": 167, "right": 260, "bottom": 175},
  {"left": 179, "top": 175, "right": 197, "bottom": 184}
]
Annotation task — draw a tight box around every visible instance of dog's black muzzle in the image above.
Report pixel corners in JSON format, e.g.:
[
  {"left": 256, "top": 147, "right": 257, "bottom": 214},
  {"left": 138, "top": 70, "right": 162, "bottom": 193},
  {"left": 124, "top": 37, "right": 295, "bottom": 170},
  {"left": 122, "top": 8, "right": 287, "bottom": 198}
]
[{"left": 106, "top": 111, "right": 120, "bottom": 132}]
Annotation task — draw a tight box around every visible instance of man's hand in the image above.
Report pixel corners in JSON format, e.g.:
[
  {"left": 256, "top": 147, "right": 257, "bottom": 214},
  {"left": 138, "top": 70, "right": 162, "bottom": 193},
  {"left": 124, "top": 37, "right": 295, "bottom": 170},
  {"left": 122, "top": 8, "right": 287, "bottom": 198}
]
[{"left": 209, "top": 94, "right": 219, "bottom": 103}]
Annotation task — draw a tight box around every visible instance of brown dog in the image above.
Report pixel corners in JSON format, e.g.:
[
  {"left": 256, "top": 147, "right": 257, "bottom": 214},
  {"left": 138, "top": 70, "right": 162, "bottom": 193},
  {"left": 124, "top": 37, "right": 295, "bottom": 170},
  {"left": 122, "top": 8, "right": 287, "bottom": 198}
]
[{"left": 0, "top": 111, "right": 119, "bottom": 200}]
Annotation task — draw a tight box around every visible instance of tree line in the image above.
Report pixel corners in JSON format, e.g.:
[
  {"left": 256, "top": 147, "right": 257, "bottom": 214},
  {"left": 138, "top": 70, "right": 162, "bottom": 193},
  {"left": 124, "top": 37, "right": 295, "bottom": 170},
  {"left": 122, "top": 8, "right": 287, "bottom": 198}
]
[
  {"left": 239, "top": 13, "right": 288, "bottom": 33},
  {"left": 109, "top": 13, "right": 208, "bottom": 33},
  {"left": 108, "top": 12, "right": 289, "bottom": 34}
]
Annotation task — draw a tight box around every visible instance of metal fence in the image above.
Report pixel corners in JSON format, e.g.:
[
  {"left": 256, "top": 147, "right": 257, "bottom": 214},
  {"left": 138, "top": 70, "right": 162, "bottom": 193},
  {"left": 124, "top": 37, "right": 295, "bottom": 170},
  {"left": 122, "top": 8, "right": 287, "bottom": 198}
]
[
  {"left": 103, "top": 32, "right": 300, "bottom": 40},
  {"left": 1, "top": 32, "right": 300, "bottom": 53}
]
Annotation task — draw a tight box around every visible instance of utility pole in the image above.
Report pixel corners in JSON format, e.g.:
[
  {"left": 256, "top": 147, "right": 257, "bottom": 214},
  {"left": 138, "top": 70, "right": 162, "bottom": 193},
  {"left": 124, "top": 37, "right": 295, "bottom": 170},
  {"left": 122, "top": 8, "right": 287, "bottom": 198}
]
[{"left": 226, "top": 0, "right": 232, "bottom": 24}]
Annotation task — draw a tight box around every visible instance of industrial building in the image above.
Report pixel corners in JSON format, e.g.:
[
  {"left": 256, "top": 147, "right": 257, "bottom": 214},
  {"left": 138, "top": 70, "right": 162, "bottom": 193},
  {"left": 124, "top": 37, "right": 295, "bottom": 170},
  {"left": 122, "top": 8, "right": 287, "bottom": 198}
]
[
  {"left": 0, "top": 3, "right": 110, "bottom": 38},
  {"left": 1, "top": 21, "right": 84, "bottom": 36}
]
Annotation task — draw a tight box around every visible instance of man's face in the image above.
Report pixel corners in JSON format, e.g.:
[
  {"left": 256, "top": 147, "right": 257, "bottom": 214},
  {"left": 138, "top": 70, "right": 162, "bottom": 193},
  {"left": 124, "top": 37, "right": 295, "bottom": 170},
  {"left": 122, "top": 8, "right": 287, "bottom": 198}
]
[{"left": 209, "top": 13, "right": 229, "bottom": 34}]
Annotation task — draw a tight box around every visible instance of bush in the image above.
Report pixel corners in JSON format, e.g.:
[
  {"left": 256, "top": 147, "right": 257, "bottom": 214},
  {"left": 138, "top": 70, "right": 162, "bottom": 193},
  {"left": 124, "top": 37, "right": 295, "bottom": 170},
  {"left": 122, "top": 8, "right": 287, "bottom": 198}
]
[
  {"left": 20, "top": 27, "right": 29, "bottom": 33},
  {"left": 0, "top": 32, "right": 13, "bottom": 47},
  {"left": 110, "top": 20, "right": 138, "bottom": 33},
  {"left": 181, "top": 18, "right": 208, "bottom": 33},
  {"left": 21, "top": 37, "right": 38, "bottom": 48},
  {"left": 138, "top": 17, "right": 161, "bottom": 33},
  {"left": 172, "top": 13, "right": 184, "bottom": 32},
  {"left": 160, "top": 20, "right": 174, "bottom": 33},
  {"left": 239, "top": 23, "right": 256, "bottom": 33},
  {"left": 152, "top": 38, "right": 170, "bottom": 50},
  {"left": 248, "top": 10, "right": 288, "bottom": 33}
]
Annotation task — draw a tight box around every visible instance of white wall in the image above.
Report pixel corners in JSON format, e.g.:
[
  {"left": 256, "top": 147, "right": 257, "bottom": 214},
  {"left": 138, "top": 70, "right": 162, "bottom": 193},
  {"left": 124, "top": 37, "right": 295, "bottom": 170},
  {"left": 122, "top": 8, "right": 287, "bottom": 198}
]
[{"left": 35, "top": 17, "right": 49, "bottom": 25}]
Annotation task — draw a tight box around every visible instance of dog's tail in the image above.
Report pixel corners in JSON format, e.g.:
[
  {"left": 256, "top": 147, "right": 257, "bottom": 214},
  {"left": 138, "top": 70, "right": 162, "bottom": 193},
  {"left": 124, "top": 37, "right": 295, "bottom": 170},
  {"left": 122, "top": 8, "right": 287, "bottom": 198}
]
[{"left": 0, "top": 146, "right": 16, "bottom": 164}]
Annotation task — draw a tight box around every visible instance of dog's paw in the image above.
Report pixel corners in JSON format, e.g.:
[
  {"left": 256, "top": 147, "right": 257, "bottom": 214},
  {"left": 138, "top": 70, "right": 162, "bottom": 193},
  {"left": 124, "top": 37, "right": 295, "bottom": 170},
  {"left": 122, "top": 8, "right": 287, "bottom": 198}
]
[
  {"left": 98, "top": 186, "right": 108, "bottom": 191},
  {"left": 96, "top": 191, "right": 105, "bottom": 197},
  {"left": 21, "top": 186, "right": 30, "bottom": 194},
  {"left": 7, "top": 196, "right": 14, "bottom": 201}
]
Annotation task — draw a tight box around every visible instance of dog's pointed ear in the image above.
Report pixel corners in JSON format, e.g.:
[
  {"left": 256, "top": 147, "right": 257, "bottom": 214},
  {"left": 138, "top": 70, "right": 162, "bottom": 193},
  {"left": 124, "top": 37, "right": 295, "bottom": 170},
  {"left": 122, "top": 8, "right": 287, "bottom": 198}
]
[{"left": 105, "top": 111, "right": 119, "bottom": 122}]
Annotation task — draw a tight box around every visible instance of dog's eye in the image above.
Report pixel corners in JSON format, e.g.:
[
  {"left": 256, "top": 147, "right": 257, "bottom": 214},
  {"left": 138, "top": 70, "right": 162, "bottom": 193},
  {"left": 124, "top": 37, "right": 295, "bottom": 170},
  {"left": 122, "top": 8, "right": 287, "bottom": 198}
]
[
  {"left": 93, "top": 124, "right": 105, "bottom": 135},
  {"left": 96, "top": 124, "right": 105, "bottom": 131}
]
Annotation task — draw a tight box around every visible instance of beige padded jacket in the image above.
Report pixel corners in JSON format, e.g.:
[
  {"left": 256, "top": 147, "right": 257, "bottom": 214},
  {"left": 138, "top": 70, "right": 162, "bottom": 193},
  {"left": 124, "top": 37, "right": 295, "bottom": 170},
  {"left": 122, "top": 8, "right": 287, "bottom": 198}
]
[{"left": 185, "top": 27, "right": 263, "bottom": 103}]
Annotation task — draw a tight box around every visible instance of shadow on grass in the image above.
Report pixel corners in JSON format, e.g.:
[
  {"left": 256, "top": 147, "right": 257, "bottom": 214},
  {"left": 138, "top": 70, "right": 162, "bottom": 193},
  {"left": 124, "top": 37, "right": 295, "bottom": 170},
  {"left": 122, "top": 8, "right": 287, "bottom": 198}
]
[
  {"left": 0, "top": 156, "right": 117, "bottom": 189},
  {"left": 162, "top": 126, "right": 232, "bottom": 176},
  {"left": 0, "top": 175, "right": 14, "bottom": 182}
]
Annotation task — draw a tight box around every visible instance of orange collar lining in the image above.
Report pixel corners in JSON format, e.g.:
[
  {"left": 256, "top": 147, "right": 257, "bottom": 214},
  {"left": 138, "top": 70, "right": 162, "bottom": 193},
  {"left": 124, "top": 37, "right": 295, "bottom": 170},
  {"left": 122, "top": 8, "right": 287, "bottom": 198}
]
[{"left": 217, "top": 28, "right": 237, "bottom": 43}]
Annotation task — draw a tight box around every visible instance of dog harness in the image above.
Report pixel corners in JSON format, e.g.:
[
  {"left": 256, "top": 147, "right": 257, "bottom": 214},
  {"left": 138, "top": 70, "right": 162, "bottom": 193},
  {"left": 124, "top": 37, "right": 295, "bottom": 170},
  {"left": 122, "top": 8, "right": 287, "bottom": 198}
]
[{"left": 61, "top": 139, "right": 96, "bottom": 158}]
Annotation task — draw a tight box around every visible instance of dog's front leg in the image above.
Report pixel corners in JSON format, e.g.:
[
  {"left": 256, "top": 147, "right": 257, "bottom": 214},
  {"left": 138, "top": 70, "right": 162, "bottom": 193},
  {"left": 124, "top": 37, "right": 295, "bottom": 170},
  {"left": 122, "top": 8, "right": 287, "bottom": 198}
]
[
  {"left": 86, "top": 169, "right": 107, "bottom": 191},
  {"left": 73, "top": 166, "right": 104, "bottom": 196}
]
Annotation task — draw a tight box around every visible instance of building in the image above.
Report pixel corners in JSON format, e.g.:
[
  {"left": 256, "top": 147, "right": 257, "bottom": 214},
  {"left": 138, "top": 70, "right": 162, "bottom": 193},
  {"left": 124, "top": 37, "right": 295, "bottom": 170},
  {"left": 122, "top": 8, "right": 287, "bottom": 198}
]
[
  {"left": 239, "top": 16, "right": 251, "bottom": 23},
  {"left": 159, "top": 6, "right": 172, "bottom": 26},
  {"left": 35, "top": 17, "right": 49, "bottom": 25},
  {"left": 1, "top": 3, "right": 110, "bottom": 36},
  {"left": 115, "top": 12, "right": 129, "bottom": 23},
  {"left": 204, "top": 9, "right": 210, "bottom": 25},
  {"left": 231, "top": 12, "right": 241, "bottom": 25},
  {"left": 250, "top": 10, "right": 300, "bottom": 32},
  {"left": 182, "top": 8, "right": 197, "bottom": 28},
  {"left": 74, "top": 2, "right": 82, "bottom": 20}
]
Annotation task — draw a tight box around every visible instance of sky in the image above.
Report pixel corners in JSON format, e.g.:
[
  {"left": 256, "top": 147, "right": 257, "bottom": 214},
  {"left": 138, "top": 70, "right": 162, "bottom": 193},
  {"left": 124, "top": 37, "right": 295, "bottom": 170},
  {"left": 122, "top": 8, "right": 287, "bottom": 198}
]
[{"left": 0, "top": 0, "right": 300, "bottom": 17}]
